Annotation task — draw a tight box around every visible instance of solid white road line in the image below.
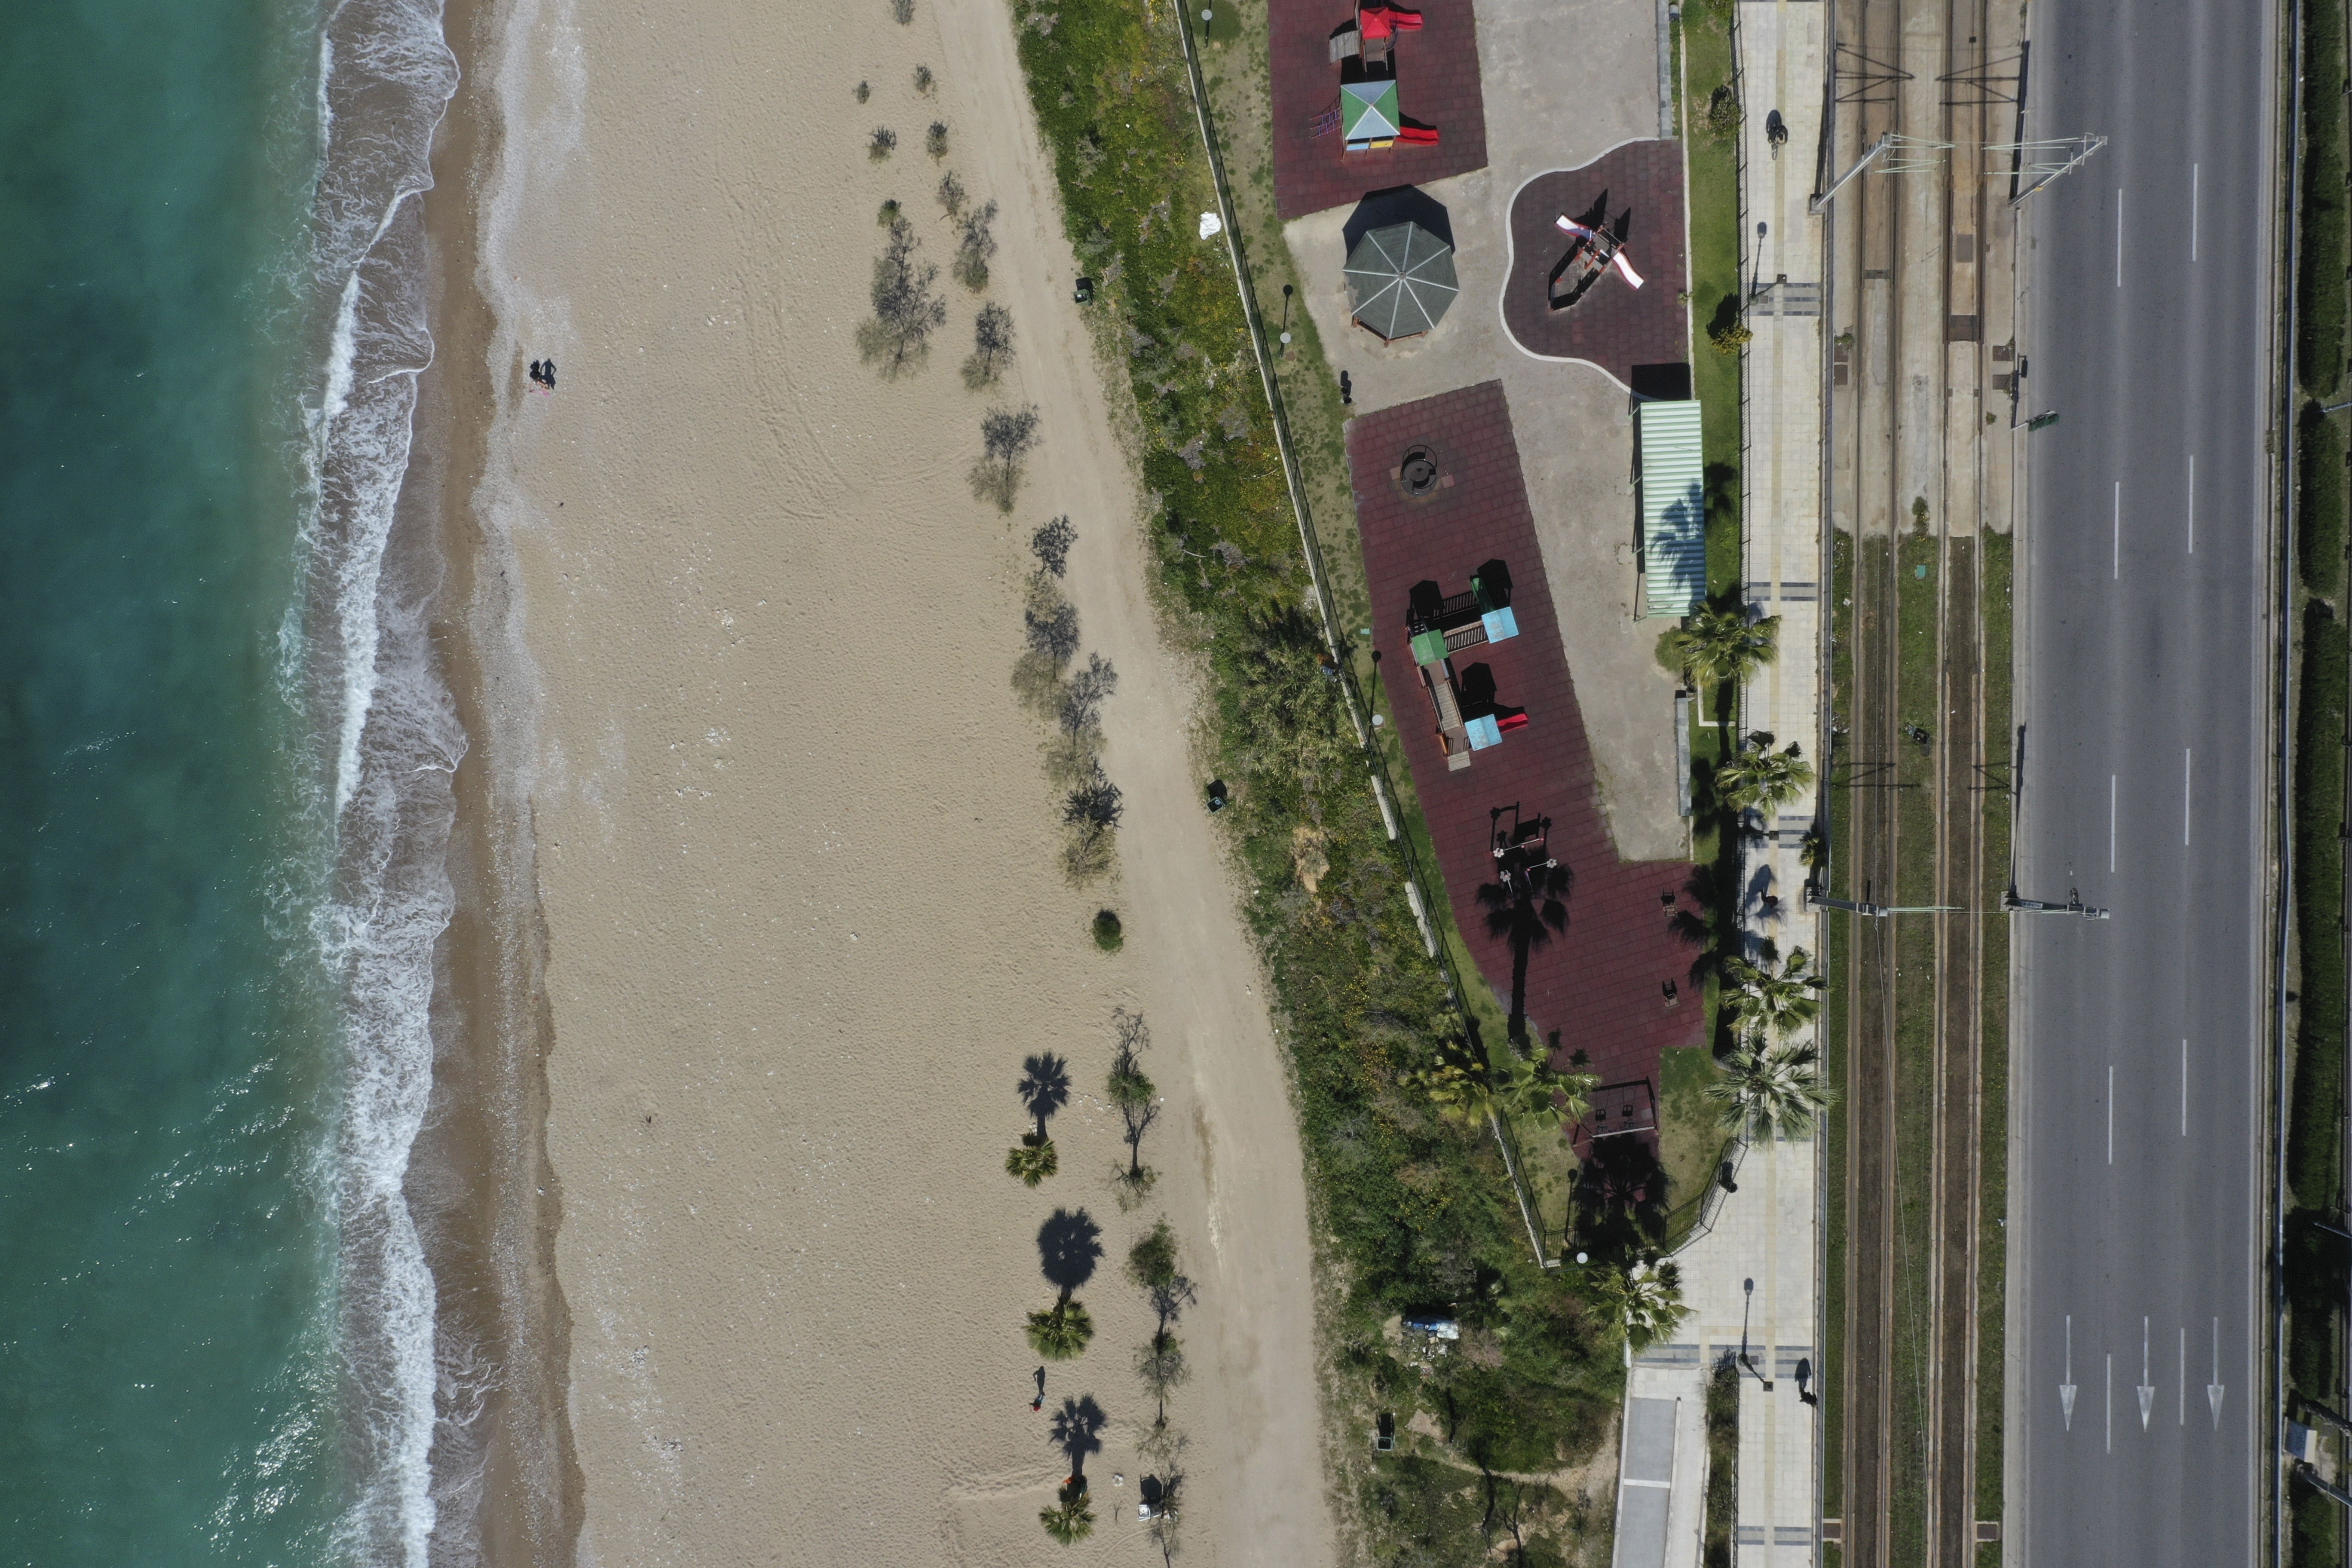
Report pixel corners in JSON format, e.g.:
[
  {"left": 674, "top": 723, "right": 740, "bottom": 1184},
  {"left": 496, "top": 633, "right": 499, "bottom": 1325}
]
[
  {"left": 2181, "top": 1039, "right": 2189, "bottom": 1136},
  {"left": 2110, "top": 773, "right": 2118, "bottom": 872},
  {"left": 2184, "top": 748, "right": 2193, "bottom": 845},
  {"left": 2113, "top": 481, "right": 2122, "bottom": 579},
  {"left": 2191, "top": 165, "right": 2199, "bottom": 261},
  {"left": 2116, "top": 187, "right": 2125, "bottom": 286},
  {"left": 2188, "top": 453, "right": 2196, "bottom": 552},
  {"left": 2108, "top": 1063, "right": 2116, "bottom": 1164},
  {"left": 2179, "top": 1324, "right": 2187, "bottom": 1425},
  {"left": 2106, "top": 1351, "right": 2114, "bottom": 1453}
]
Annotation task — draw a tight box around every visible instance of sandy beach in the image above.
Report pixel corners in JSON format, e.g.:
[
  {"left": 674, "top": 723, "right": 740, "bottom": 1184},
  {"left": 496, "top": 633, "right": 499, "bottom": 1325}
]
[{"left": 418, "top": 0, "right": 1338, "bottom": 1562}]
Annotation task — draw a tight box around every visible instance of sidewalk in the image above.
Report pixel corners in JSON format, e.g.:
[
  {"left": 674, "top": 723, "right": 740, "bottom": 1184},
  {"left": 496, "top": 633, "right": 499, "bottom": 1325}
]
[{"left": 1718, "top": 2, "right": 1833, "bottom": 1565}]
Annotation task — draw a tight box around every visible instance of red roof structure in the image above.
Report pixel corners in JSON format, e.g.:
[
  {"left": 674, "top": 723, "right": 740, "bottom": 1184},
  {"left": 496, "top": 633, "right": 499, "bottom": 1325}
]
[
  {"left": 1267, "top": 0, "right": 1489, "bottom": 219},
  {"left": 1348, "top": 383, "right": 1705, "bottom": 1089}
]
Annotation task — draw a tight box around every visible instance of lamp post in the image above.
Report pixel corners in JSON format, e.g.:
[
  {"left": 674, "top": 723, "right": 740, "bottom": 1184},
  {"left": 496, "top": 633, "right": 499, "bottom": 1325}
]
[{"left": 1278, "top": 283, "right": 1294, "bottom": 357}]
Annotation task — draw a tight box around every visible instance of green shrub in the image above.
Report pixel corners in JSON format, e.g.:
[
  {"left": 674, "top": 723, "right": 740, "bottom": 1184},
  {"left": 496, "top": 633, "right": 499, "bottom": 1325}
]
[
  {"left": 2301, "top": 404, "right": 2346, "bottom": 603},
  {"left": 2290, "top": 604, "right": 2348, "bottom": 1213},
  {"left": 1092, "top": 909, "right": 1124, "bottom": 951},
  {"left": 2300, "top": 0, "right": 2349, "bottom": 398}
]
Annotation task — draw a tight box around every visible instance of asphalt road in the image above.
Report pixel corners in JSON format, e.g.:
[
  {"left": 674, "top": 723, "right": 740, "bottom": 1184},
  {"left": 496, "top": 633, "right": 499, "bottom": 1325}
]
[{"left": 2013, "top": 0, "right": 2278, "bottom": 1559}]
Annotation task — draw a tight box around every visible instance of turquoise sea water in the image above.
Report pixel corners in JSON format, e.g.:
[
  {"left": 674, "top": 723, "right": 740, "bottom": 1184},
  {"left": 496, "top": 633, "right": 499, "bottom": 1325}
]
[{"left": 0, "top": 2, "right": 460, "bottom": 1561}]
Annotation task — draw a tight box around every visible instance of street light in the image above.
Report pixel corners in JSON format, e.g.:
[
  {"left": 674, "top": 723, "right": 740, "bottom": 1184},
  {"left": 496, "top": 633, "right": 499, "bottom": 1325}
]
[{"left": 1278, "top": 283, "right": 1294, "bottom": 355}]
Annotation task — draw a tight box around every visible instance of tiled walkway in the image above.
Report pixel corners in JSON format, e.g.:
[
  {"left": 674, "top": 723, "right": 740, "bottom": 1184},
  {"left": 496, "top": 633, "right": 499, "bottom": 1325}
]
[
  {"left": 1266, "top": 0, "right": 1490, "bottom": 218},
  {"left": 1502, "top": 142, "right": 1692, "bottom": 388},
  {"left": 1348, "top": 382, "right": 1703, "bottom": 1089}
]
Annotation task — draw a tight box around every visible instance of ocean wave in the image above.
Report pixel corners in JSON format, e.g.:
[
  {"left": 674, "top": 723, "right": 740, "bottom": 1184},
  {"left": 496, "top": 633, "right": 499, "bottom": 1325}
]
[{"left": 289, "top": 0, "right": 462, "bottom": 1564}]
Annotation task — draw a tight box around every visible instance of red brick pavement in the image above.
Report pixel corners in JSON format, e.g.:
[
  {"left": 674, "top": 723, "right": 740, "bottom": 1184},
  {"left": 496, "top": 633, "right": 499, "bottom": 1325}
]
[
  {"left": 1348, "top": 383, "right": 1704, "bottom": 1090},
  {"left": 1267, "top": 0, "right": 1489, "bottom": 220},
  {"left": 1502, "top": 143, "right": 1691, "bottom": 388}
]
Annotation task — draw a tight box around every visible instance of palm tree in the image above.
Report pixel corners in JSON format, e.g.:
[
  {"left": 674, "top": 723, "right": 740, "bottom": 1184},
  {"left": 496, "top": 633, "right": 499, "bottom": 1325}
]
[
  {"left": 1715, "top": 731, "right": 1816, "bottom": 814},
  {"left": 1005, "top": 1132, "right": 1059, "bottom": 1186},
  {"left": 1040, "top": 1482, "right": 1096, "bottom": 1545},
  {"left": 1495, "top": 1055, "right": 1599, "bottom": 1132},
  {"left": 1403, "top": 1039, "right": 1495, "bottom": 1127},
  {"left": 1720, "top": 946, "right": 1825, "bottom": 1037},
  {"left": 1666, "top": 602, "right": 1780, "bottom": 695},
  {"left": 1705, "top": 1037, "right": 1834, "bottom": 1140},
  {"left": 1594, "top": 1260, "right": 1688, "bottom": 1351},
  {"left": 1026, "top": 1294, "right": 1096, "bottom": 1360}
]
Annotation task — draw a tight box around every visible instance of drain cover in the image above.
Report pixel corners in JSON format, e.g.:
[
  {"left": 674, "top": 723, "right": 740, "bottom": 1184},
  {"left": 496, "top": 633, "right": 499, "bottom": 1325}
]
[{"left": 1399, "top": 445, "right": 1440, "bottom": 497}]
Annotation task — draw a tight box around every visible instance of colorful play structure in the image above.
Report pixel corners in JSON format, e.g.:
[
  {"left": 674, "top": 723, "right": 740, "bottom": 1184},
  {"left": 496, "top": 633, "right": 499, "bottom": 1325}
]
[
  {"left": 1315, "top": 4, "right": 1442, "bottom": 152},
  {"left": 1407, "top": 568, "right": 1525, "bottom": 769}
]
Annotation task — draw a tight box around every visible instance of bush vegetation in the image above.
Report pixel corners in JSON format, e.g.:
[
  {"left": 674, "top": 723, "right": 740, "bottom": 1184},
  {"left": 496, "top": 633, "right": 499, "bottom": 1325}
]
[{"left": 1011, "top": 3, "right": 1634, "bottom": 1558}]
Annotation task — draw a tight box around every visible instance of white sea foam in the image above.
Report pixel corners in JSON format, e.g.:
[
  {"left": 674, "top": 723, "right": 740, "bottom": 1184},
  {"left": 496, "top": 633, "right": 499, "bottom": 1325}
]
[{"left": 286, "top": 0, "right": 463, "bottom": 1563}]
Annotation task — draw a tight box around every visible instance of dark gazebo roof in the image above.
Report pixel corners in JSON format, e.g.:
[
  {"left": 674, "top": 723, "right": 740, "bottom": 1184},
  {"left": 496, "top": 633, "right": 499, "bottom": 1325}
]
[{"left": 1344, "top": 221, "right": 1459, "bottom": 340}]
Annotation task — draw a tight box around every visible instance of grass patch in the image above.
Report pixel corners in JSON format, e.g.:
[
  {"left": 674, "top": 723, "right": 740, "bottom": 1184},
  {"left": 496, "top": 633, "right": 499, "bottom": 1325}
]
[
  {"left": 1011, "top": 4, "right": 1631, "bottom": 1559},
  {"left": 1680, "top": 0, "right": 1743, "bottom": 599},
  {"left": 1703, "top": 1358, "right": 1737, "bottom": 1568},
  {"left": 2301, "top": 0, "right": 2349, "bottom": 400},
  {"left": 1976, "top": 531, "right": 2013, "bottom": 1534},
  {"left": 1657, "top": 1044, "right": 1730, "bottom": 1246},
  {"left": 1888, "top": 530, "right": 1941, "bottom": 1562}
]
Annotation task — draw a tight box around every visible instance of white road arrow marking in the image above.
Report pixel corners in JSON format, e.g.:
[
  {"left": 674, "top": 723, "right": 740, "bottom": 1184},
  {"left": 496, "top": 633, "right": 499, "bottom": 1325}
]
[
  {"left": 2137, "top": 1317, "right": 2155, "bottom": 1429},
  {"left": 2208, "top": 1316, "right": 2225, "bottom": 1430},
  {"left": 2061, "top": 1315, "right": 2077, "bottom": 1429}
]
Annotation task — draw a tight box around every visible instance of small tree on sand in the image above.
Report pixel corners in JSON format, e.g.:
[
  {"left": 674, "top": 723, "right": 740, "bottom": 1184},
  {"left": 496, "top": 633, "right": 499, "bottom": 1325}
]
[
  {"left": 1106, "top": 1008, "right": 1159, "bottom": 1207},
  {"left": 855, "top": 216, "right": 945, "bottom": 377},
  {"left": 1063, "top": 763, "right": 1123, "bottom": 882},
  {"left": 1026, "top": 1293, "right": 1096, "bottom": 1360},
  {"left": 1006, "top": 1131, "right": 1059, "bottom": 1186},
  {"left": 937, "top": 169, "right": 966, "bottom": 219},
  {"left": 954, "top": 198, "right": 1000, "bottom": 290},
  {"left": 1030, "top": 514, "right": 1076, "bottom": 577},
  {"left": 1705, "top": 1037, "right": 1834, "bottom": 1141},
  {"left": 964, "top": 301, "right": 1014, "bottom": 389},
  {"left": 974, "top": 404, "right": 1040, "bottom": 509},
  {"left": 1040, "top": 1481, "right": 1096, "bottom": 1544}
]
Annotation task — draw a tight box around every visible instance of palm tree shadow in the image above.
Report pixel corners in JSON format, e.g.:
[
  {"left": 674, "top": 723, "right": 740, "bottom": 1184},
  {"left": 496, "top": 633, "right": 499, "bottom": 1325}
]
[
  {"left": 1037, "top": 1207, "right": 1104, "bottom": 1293},
  {"left": 1018, "top": 1053, "right": 1072, "bottom": 1139},
  {"left": 1049, "top": 1394, "right": 1108, "bottom": 1479},
  {"left": 1669, "top": 863, "right": 1732, "bottom": 988},
  {"left": 1569, "top": 1133, "right": 1669, "bottom": 1264},
  {"left": 1476, "top": 817, "right": 1571, "bottom": 1042}
]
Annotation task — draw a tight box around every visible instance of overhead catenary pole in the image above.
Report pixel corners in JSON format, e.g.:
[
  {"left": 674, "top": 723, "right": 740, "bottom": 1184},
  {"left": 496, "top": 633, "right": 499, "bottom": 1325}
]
[{"left": 1808, "top": 131, "right": 1891, "bottom": 213}]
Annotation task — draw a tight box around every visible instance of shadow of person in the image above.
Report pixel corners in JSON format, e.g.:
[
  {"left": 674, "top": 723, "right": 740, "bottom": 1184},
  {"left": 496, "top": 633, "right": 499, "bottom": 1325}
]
[
  {"left": 1017, "top": 1053, "right": 1072, "bottom": 1139},
  {"left": 1049, "top": 1394, "right": 1108, "bottom": 1479},
  {"left": 1037, "top": 1208, "right": 1105, "bottom": 1293}
]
